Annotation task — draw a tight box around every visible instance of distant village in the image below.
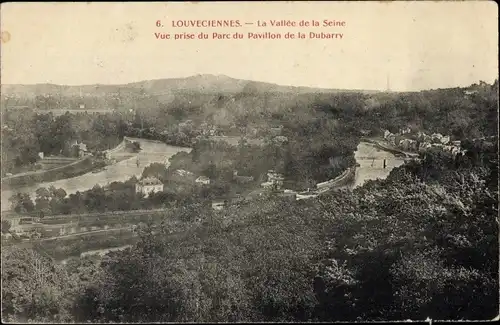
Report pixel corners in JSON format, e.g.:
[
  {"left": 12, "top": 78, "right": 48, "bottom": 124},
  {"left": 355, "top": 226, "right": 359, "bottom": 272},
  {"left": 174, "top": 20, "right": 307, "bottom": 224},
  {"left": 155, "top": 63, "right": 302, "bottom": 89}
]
[
  {"left": 135, "top": 166, "right": 287, "bottom": 211},
  {"left": 383, "top": 128, "right": 465, "bottom": 156}
]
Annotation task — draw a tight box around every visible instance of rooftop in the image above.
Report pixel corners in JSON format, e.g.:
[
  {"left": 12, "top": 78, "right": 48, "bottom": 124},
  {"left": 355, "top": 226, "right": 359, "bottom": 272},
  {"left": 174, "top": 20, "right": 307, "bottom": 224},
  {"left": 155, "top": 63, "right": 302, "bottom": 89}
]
[{"left": 138, "top": 177, "right": 163, "bottom": 186}]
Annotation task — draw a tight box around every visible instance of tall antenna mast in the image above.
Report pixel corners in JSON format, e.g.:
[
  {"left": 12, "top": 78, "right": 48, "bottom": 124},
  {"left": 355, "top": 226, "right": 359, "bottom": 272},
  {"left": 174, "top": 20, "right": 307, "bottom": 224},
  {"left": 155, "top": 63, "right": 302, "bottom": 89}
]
[{"left": 386, "top": 73, "right": 390, "bottom": 92}]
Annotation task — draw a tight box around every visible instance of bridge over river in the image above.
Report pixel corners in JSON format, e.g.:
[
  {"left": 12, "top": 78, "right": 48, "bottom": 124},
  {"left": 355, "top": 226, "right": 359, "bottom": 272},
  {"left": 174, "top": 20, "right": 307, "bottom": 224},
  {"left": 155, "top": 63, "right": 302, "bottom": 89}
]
[{"left": 353, "top": 141, "right": 407, "bottom": 188}]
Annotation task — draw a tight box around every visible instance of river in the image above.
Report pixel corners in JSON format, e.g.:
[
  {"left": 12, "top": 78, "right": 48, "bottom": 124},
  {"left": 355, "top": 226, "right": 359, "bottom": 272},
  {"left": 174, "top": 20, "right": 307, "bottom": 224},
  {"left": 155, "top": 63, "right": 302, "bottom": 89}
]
[
  {"left": 7, "top": 139, "right": 405, "bottom": 263},
  {"left": 352, "top": 141, "right": 406, "bottom": 188},
  {"left": 1, "top": 138, "right": 191, "bottom": 211}
]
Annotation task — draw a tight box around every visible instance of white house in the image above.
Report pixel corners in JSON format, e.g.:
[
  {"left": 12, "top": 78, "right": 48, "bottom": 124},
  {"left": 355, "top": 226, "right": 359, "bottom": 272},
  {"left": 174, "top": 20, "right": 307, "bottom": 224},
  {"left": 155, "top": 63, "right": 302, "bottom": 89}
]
[
  {"left": 38, "top": 152, "right": 44, "bottom": 159},
  {"left": 135, "top": 177, "right": 164, "bottom": 197},
  {"left": 76, "top": 143, "right": 89, "bottom": 158},
  {"left": 195, "top": 176, "right": 211, "bottom": 185},
  {"left": 212, "top": 200, "right": 225, "bottom": 211}
]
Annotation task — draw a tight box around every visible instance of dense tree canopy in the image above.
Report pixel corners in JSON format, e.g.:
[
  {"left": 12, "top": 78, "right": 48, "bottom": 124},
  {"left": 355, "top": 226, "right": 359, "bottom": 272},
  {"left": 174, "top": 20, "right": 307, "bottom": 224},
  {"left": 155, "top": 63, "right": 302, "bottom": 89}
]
[
  {"left": 3, "top": 141, "right": 496, "bottom": 322},
  {"left": 1, "top": 81, "right": 498, "bottom": 322}
]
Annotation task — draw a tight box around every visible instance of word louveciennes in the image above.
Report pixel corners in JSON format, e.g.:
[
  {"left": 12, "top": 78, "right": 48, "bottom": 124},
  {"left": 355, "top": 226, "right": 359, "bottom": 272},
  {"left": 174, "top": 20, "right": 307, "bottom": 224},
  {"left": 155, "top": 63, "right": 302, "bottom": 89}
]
[{"left": 171, "top": 20, "right": 242, "bottom": 27}]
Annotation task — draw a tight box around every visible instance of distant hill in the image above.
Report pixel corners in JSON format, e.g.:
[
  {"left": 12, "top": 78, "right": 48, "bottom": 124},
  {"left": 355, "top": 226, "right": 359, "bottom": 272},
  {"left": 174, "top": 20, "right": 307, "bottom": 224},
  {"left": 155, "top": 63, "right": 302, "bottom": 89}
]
[{"left": 0, "top": 74, "right": 381, "bottom": 98}]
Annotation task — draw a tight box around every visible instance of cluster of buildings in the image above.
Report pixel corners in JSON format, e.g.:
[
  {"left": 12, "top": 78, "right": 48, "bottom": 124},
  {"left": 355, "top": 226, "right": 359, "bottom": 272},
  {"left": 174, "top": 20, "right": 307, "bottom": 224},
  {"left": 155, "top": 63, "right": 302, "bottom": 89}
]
[
  {"left": 383, "top": 129, "right": 465, "bottom": 156},
  {"left": 174, "top": 169, "right": 212, "bottom": 185},
  {"left": 463, "top": 81, "right": 491, "bottom": 97},
  {"left": 261, "top": 170, "right": 285, "bottom": 190},
  {"left": 199, "top": 122, "right": 219, "bottom": 137},
  {"left": 24, "top": 139, "right": 91, "bottom": 169},
  {"left": 134, "top": 170, "right": 213, "bottom": 197}
]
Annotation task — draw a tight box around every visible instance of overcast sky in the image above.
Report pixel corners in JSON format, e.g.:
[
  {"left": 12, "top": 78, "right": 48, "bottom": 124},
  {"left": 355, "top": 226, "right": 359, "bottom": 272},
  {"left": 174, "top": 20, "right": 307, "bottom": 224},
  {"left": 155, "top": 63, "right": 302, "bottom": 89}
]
[{"left": 1, "top": 1, "right": 498, "bottom": 91}]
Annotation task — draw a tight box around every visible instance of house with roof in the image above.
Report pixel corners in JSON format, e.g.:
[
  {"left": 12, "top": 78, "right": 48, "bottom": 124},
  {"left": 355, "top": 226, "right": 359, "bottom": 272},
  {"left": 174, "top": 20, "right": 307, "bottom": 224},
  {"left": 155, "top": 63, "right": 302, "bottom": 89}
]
[
  {"left": 135, "top": 177, "right": 164, "bottom": 197},
  {"left": 70, "top": 140, "right": 90, "bottom": 158},
  {"left": 212, "top": 200, "right": 226, "bottom": 211},
  {"left": 195, "top": 176, "right": 211, "bottom": 185}
]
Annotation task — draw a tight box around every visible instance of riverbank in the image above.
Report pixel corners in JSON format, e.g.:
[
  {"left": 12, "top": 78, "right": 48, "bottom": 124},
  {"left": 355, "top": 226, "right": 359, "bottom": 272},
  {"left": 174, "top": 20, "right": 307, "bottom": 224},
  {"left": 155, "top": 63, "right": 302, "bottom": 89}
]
[
  {"left": 2, "top": 139, "right": 405, "bottom": 260},
  {"left": 1, "top": 138, "right": 192, "bottom": 212},
  {"left": 1, "top": 139, "right": 132, "bottom": 189},
  {"left": 1, "top": 156, "right": 95, "bottom": 188},
  {"left": 361, "top": 138, "right": 419, "bottom": 158}
]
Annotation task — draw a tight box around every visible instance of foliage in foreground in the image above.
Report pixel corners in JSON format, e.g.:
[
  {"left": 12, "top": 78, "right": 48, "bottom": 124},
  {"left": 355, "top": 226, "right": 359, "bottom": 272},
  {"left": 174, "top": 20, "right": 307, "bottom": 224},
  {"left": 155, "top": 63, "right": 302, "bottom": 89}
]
[{"left": 1, "top": 143, "right": 498, "bottom": 322}]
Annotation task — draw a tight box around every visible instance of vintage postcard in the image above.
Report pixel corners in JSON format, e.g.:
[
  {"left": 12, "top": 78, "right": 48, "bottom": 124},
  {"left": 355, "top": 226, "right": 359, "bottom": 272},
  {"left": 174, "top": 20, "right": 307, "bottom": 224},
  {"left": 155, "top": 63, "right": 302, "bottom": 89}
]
[{"left": 0, "top": 1, "right": 498, "bottom": 323}]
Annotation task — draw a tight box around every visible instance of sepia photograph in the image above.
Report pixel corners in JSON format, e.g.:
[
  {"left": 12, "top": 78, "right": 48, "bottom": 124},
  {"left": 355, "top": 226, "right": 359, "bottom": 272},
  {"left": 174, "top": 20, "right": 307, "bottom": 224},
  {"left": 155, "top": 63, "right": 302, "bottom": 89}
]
[{"left": 0, "top": 1, "right": 498, "bottom": 323}]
